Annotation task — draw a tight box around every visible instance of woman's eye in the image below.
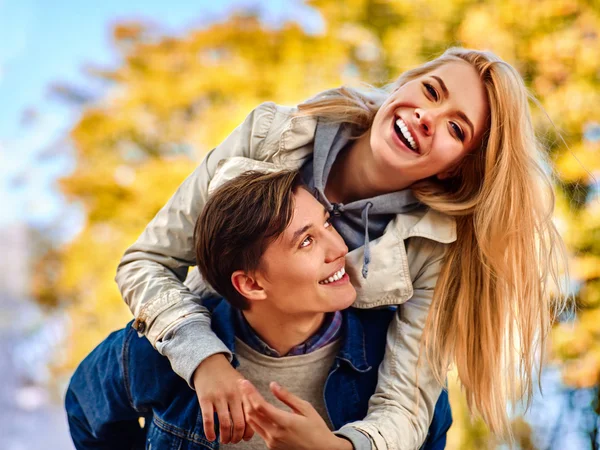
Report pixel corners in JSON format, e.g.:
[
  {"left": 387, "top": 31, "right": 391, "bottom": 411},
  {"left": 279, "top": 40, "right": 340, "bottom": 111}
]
[
  {"left": 424, "top": 83, "right": 438, "bottom": 101},
  {"left": 300, "top": 236, "right": 313, "bottom": 248},
  {"left": 450, "top": 122, "right": 465, "bottom": 141},
  {"left": 324, "top": 218, "right": 332, "bottom": 228}
]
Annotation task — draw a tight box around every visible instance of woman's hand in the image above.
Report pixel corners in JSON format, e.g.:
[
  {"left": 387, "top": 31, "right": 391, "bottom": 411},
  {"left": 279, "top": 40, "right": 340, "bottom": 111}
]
[
  {"left": 192, "top": 354, "right": 253, "bottom": 444},
  {"left": 239, "top": 379, "right": 352, "bottom": 450}
]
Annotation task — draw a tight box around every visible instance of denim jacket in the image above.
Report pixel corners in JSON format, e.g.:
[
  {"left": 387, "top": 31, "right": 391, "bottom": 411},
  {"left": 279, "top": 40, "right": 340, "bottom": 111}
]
[{"left": 66, "top": 300, "right": 452, "bottom": 450}]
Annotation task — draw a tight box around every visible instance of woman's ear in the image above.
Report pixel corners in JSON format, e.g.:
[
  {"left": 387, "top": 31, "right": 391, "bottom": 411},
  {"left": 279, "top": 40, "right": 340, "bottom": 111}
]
[
  {"left": 231, "top": 270, "right": 267, "bottom": 303},
  {"left": 436, "top": 170, "right": 453, "bottom": 180},
  {"left": 436, "top": 164, "right": 460, "bottom": 180}
]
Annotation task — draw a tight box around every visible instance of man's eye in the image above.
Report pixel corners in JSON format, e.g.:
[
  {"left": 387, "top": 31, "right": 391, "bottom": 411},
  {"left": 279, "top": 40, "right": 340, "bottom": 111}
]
[
  {"left": 300, "top": 236, "right": 313, "bottom": 248},
  {"left": 324, "top": 219, "right": 332, "bottom": 228},
  {"left": 424, "top": 83, "right": 438, "bottom": 101}
]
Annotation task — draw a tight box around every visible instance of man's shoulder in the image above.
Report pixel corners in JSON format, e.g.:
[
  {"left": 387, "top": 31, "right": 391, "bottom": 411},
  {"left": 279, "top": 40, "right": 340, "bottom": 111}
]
[
  {"left": 344, "top": 307, "right": 394, "bottom": 358},
  {"left": 122, "top": 321, "right": 172, "bottom": 369},
  {"left": 346, "top": 306, "right": 395, "bottom": 326}
]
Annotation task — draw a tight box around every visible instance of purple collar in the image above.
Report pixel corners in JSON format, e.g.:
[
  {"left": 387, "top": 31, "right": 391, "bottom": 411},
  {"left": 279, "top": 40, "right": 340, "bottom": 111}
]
[{"left": 234, "top": 310, "right": 343, "bottom": 357}]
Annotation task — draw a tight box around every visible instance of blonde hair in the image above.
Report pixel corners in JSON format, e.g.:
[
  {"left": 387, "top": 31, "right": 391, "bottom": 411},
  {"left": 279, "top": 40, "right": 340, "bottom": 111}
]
[{"left": 298, "top": 48, "right": 569, "bottom": 438}]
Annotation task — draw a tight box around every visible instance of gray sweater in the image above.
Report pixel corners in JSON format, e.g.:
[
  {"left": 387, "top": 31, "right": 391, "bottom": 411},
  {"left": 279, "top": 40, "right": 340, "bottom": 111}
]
[{"left": 221, "top": 338, "right": 340, "bottom": 450}]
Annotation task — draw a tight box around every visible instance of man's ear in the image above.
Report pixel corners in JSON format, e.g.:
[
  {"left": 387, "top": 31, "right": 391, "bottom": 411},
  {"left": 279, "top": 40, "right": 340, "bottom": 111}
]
[{"left": 231, "top": 270, "right": 267, "bottom": 303}]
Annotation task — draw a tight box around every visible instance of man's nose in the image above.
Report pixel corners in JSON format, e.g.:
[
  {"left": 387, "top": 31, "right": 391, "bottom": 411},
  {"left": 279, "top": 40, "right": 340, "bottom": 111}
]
[
  {"left": 324, "top": 229, "right": 348, "bottom": 263},
  {"left": 414, "top": 108, "right": 437, "bottom": 136}
]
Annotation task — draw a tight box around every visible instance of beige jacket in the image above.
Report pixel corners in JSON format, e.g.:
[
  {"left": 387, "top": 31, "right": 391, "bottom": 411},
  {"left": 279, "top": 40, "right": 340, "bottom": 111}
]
[{"left": 116, "top": 102, "right": 457, "bottom": 450}]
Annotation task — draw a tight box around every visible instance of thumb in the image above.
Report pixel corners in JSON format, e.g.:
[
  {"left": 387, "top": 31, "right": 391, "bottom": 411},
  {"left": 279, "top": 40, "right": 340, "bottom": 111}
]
[{"left": 270, "top": 382, "right": 309, "bottom": 416}]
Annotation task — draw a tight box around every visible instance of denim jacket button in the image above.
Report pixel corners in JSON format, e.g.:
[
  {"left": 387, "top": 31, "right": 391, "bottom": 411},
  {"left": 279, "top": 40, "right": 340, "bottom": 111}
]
[{"left": 133, "top": 318, "right": 146, "bottom": 334}]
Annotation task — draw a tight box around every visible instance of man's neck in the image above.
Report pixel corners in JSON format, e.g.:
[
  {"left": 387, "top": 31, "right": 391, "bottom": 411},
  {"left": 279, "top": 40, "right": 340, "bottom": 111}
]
[{"left": 241, "top": 307, "right": 326, "bottom": 356}]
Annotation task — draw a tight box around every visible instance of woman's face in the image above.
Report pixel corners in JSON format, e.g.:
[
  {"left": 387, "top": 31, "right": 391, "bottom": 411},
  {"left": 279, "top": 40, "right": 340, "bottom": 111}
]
[{"left": 369, "top": 61, "right": 489, "bottom": 189}]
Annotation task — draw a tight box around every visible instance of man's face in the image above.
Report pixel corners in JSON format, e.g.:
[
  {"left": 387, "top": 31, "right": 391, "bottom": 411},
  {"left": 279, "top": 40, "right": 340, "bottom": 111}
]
[{"left": 255, "top": 188, "right": 357, "bottom": 317}]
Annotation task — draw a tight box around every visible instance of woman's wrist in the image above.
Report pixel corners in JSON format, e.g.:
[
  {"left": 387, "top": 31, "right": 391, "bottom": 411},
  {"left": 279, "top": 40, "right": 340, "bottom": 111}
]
[
  {"left": 192, "top": 353, "right": 231, "bottom": 388},
  {"left": 327, "top": 434, "right": 354, "bottom": 450}
]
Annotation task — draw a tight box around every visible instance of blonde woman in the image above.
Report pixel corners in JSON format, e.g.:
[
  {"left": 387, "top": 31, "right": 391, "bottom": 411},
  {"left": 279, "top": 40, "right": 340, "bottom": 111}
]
[{"left": 116, "top": 47, "right": 567, "bottom": 449}]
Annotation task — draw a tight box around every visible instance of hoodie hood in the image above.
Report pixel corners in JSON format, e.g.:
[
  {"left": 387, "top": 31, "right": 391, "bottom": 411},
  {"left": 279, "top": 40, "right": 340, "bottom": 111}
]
[{"left": 301, "top": 120, "right": 423, "bottom": 278}]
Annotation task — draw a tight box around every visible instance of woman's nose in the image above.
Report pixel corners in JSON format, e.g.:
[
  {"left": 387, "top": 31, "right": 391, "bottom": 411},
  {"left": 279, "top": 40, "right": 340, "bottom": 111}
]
[{"left": 414, "top": 108, "right": 435, "bottom": 136}]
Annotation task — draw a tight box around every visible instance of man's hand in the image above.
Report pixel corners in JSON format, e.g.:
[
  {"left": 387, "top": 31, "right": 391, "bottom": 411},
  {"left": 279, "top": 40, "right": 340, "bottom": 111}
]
[
  {"left": 239, "top": 379, "right": 353, "bottom": 450},
  {"left": 192, "top": 354, "right": 253, "bottom": 444}
]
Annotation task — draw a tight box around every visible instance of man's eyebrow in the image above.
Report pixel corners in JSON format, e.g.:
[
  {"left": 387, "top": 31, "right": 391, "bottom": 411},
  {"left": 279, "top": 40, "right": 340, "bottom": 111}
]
[
  {"left": 432, "top": 76, "right": 449, "bottom": 98},
  {"left": 290, "top": 224, "right": 312, "bottom": 247},
  {"left": 290, "top": 208, "right": 330, "bottom": 247},
  {"left": 433, "top": 75, "right": 475, "bottom": 140}
]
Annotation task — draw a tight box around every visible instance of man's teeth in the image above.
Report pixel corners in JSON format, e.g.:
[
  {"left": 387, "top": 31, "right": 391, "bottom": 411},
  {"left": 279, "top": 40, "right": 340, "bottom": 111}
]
[
  {"left": 395, "top": 118, "right": 418, "bottom": 151},
  {"left": 319, "top": 267, "right": 345, "bottom": 285}
]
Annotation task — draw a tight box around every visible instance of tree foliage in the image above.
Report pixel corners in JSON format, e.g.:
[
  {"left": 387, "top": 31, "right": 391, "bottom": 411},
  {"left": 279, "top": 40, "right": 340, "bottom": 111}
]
[{"left": 37, "top": 0, "right": 600, "bottom": 447}]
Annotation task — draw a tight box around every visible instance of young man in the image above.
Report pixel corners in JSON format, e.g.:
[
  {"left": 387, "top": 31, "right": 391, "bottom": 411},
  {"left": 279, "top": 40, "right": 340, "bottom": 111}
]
[{"left": 65, "top": 171, "right": 451, "bottom": 450}]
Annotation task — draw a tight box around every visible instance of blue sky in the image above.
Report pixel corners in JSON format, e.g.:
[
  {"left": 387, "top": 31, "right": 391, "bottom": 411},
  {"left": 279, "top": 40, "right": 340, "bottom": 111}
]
[{"left": 0, "top": 0, "right": 321, "bottom": 231}]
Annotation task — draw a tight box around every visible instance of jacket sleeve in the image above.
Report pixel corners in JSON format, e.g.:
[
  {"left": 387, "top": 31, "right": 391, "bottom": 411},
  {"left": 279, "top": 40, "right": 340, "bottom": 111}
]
[
  {"left": 65, "top": 329, "right": 145, "bottom": 450},
  {"left": 338, "top": 238, "right": 447, "bottom": 450},
  {"left": 115, "top": 102, "right": 278, "bottom": 386}
]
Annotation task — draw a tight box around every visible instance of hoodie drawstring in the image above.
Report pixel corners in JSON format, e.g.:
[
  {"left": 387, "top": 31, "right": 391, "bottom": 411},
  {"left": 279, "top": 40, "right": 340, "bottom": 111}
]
[{"left": 361, "top": 202, "right": 373, "bottom": 279}]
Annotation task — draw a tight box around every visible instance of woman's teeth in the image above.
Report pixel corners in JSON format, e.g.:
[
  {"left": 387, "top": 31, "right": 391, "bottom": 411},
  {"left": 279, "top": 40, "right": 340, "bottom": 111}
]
[
  {"left": 319, "top": 267, "right": 345, "bottom": 285},
  {"left": 395, "top": 118, "right": 418, "bottom": 151}
]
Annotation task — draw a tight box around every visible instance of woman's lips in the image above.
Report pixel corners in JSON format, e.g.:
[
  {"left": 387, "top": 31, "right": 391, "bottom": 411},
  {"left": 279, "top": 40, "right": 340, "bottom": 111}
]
[{"left": 390, "top": 118, "right": 419, "bottom": 156}]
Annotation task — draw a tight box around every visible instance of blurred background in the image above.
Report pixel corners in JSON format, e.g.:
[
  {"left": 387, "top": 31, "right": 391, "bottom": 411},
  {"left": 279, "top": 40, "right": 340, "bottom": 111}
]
[{"left": 1, "top": 0, "right": 599, "bottom": 448}]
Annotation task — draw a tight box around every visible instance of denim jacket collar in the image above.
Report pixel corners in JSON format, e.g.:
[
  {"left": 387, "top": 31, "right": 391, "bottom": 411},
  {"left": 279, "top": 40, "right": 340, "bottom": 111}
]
[{"left": 209, "top": 299, "right": 370, "bottom": 373}]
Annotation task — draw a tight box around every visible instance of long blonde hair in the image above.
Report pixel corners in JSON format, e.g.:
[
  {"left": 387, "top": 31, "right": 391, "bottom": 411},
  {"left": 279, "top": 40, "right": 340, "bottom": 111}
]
[{"left": 298, "top": 47, "right": 569, "bottom": 438}]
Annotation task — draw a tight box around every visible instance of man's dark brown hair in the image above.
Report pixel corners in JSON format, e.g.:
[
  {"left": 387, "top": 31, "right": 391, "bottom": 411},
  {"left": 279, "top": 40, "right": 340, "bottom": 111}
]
[{"left": 194, "top": 170, "right": 304, "bottom": 310}]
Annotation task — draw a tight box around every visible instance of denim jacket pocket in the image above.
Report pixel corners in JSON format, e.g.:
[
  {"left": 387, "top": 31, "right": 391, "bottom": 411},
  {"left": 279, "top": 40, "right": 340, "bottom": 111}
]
[
  {"left": 146, "top": 416, "right": 183, "bottom": 450},
  {"left": 146, "top": 415, "right": 216, "bottom": 450}
]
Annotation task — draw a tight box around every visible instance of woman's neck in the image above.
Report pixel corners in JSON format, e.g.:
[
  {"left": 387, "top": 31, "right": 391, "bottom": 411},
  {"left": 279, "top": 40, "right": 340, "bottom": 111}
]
[
  {"left": 325, "top": 129, "right": 385, "bottom": 203},
  {"left": 242, "top": 308, "right": 325, "bottom": 356}
]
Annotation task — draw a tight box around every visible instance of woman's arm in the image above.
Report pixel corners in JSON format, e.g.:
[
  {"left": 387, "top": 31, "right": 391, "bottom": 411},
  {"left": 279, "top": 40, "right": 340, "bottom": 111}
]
[
  {"left": 116, "top": 101, "right": 277, "bottom": 383},
  {"left": 115, "top": 102, "right": 278, "bottom": 443},
  {"left": 339, "top": 239, "right": 449, "bottom": 450}
]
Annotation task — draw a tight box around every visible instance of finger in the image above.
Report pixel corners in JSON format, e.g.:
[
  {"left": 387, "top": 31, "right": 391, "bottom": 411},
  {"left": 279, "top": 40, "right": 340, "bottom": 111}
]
[
  {"left": 246, "top": 415, "right": 270, "bottom": 442},
  {"left": 270, "top": 382, "right": 307, "bottom": 415},
  {"left": 215, "top": 399, "right": 232, "bottom": 444},
  {"left": 247, "top": 406, "right": 279, "bottom": 434},
  {"left": 199, "top": 401, "right": 216, "bottom": 442},
  {"left": 229, "top": 399, "right": 246, "bottom": 444},
  {"left": 240, "top": 381, "right": 290, "bottom": 426},
  {"left": 242, "top": 397, "right": 255, "bottom": 441}
]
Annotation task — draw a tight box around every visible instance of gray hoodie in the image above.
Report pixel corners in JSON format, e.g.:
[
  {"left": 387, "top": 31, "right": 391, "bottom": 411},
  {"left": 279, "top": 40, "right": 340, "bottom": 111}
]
[{"left": 301, "top": 120, "right": 424, "bottom": 277}]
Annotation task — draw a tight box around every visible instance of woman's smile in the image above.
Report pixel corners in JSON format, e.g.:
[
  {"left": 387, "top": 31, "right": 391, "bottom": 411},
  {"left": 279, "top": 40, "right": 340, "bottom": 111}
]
[{"left": 392, "top": 117, "right": 420, "bottom": 155}]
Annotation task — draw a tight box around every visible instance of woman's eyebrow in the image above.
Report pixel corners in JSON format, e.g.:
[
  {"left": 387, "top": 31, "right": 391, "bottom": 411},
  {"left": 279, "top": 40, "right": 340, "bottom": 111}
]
[
  {"left": 457, "top": 111, "right": 475, "bottom": 140},
  {"left": 432, "top": 75, "right": 475, "bottom": 139},
  {"left": 432, "top": 76, "right": 449, "bottom": 97}
]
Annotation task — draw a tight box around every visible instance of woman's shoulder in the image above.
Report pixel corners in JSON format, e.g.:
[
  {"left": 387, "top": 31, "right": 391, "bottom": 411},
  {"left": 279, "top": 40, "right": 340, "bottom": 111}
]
[
  {"left": 246, "top": 101, "right": 319, "bottom": 165},
  {"left": 396, "top": 206, "right": 456, "bottom": 243},
  {"left": 249, "top": 101, "right": 298, "bottom": 135}
]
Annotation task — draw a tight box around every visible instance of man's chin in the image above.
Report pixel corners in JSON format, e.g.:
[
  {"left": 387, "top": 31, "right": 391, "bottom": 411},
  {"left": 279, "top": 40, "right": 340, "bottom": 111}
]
[{"left": 330, "top": 292, "right": 357, "bottom": 312}]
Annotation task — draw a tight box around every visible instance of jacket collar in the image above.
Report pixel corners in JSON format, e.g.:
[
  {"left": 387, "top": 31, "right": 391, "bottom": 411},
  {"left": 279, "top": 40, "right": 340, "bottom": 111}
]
[{"left": 209, "top": 299, "right": 370, "bottom": 372}]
